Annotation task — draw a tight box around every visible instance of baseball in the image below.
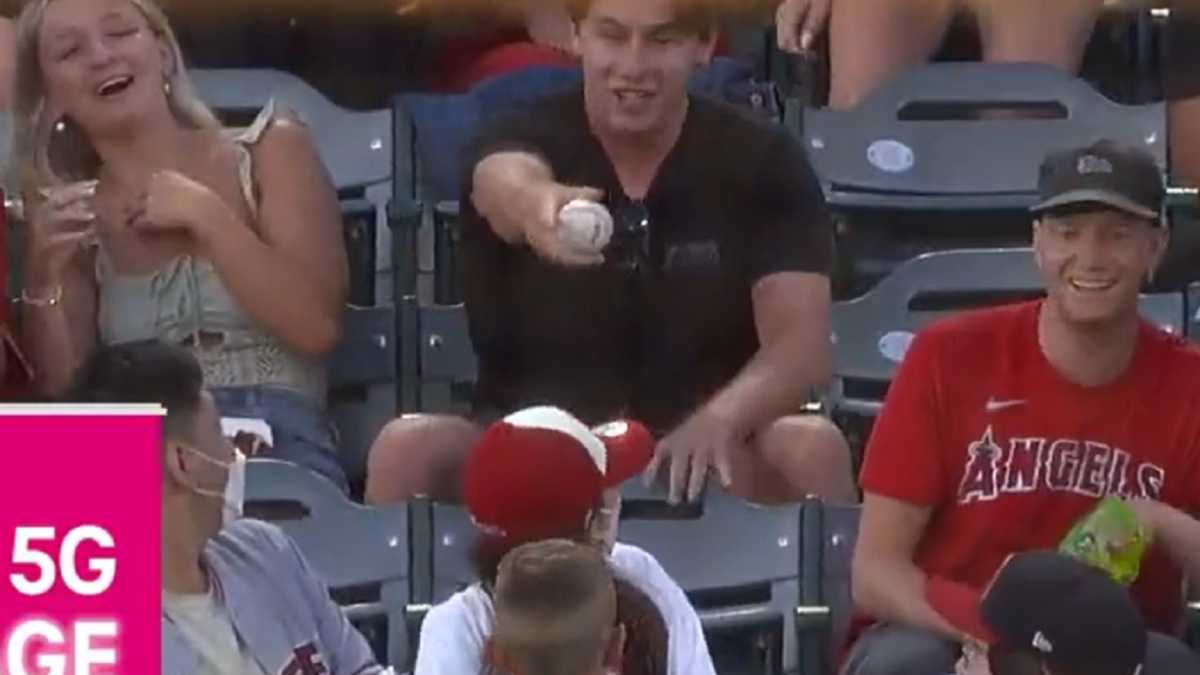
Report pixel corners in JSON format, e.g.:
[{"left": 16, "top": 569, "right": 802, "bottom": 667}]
[{"left": 557, "top": 199, "right": 613, "bottom": 252}]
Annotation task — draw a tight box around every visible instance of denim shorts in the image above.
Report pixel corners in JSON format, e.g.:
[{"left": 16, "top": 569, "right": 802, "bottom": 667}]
[{"left": 210, "top": 385, "right": 348, "bottom": 493}]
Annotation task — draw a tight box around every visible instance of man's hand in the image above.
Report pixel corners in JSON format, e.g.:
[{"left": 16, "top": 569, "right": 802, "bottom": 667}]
[
  {"left": 776, "top": 0, "right": 833, "bottom": 54},
  {"left": 518, "top": 182, "right": 607, "bottom": 266},
  {"left": 1125, "top": 498, "right": 1166, "bottom": 534},
  {"left": 643, "top": 408, "right": 740, "bottom": 504}
]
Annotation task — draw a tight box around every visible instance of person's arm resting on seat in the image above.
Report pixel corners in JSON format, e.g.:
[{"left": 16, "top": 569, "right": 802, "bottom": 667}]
[
  {"left": 704, "top": 132, "right": 835, "bottom": 433},
  {"left": 854, "top": 331, "right": 962, "bottom": 639}
]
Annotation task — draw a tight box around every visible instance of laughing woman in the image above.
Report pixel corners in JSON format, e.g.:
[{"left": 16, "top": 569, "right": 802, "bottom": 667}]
[{"left": 8, "top": 0, "right": 350, "bottom": 489}]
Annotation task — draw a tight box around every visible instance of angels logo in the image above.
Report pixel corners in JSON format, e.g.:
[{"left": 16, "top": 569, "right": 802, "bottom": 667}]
[
  {"left": 278, "top": 642, "right": 328, "bottom": 675},
  {"left": 957, "top": 426, "right": 1165, "bottom": 504}
]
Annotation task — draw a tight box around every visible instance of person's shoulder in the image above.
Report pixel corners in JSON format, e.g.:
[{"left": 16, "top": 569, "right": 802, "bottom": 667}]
[
  {"left": 420, "top": 583, "right": 493, "bottom": 645},
  {"left": 610, "top": 541, "right": 663, "bottom": 575},
  {"left": 480, "top": 88, "right": 584, "bottom": 140},
  {"left": 1141, "top": 322, "right": 1200, "bottom": 379},
  {"left": 208, "top": 514, "right": 297, "bottom": 562},
  {"left": 914, "top": 301, "right": 1032, "bottom": 351},
  {"left": 688, "top": 95, "right": 787, "bottom": 153},
  {"left": 610, "top": 542, "right": 682, "bottom": 598}
]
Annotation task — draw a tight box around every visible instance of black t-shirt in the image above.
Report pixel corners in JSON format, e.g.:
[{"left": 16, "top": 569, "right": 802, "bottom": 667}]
[
  {"left": 1161, "top": 8, "right": 1200, "bottom": 101},
  {"left": 459, "top": 89, "right": 834, "bottom": 432}
]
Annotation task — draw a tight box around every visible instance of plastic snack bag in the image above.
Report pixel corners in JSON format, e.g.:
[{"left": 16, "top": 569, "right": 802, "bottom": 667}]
[{"left": 1058, "top": 496, "right": 1151, "bottom": 586}]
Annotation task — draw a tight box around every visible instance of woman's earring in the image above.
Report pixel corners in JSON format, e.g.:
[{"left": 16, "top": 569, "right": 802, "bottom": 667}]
[
  {"left": 163, "top": 80, "right": 172, "bottom": 96},
  {"left": 53, "top": 119, "right": 66, "bottom": 133}
]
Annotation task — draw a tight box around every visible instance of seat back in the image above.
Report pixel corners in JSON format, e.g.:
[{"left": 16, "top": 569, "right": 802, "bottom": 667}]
[
  {"left": 831, "top": 248, "right": 1186, "bottom": 417},
  {"left": 191, "top": 69, "right": 392, "bottom": 192},
  {"left": 244, "top": 458, "right": 410, "bottom": 667},
  {"left": 429, "top": 504, "right": 479, "bottom": 602},
  {"left": 619, "top": 495, "right": 804, "bottom": 674},
  {"left": 327, "top": 305, "right": 398, "bottom": 485},
  {"left": 428, "top": 495, "right": 804, "bottom": 674},
  {"left": 803, "top": 63, "right": 1165, "bottom": 211},
  {"left": 414, "top": 303, "right": 478, "bottom": 414},
  {"left": 798, "top": 500, "right": 861, "bottom": 675}
]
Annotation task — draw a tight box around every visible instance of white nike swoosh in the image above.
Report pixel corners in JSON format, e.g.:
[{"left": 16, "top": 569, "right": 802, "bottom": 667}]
[{"left": 986, "top": 399, "right": 1025, "bottom": 412}]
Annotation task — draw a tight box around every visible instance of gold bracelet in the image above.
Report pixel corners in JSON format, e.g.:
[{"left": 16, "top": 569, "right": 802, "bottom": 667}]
[{"left": 21, "top": 285, "right": 63, "bottom": 307}]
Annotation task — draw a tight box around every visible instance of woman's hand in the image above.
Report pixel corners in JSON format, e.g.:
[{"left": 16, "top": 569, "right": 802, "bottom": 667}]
[
  {"left": 125, "top": 170, "right": 224, "bottom": 238},
  {"left": 26, "top": 180, "right": 97, "bottom": 288}
]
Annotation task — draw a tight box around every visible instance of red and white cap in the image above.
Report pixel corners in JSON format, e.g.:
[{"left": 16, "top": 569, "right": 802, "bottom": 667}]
[{"left": 463, "top": 406, "right": 655, "bottom": 542}]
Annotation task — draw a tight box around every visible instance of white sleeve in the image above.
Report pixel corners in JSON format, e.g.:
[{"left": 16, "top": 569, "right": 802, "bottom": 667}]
[
  {"left": 412, "top": 598, "right": 487, "bottom": 675},
  {"left": 615, "top": 545, "right": 718, "bottom": 675}
]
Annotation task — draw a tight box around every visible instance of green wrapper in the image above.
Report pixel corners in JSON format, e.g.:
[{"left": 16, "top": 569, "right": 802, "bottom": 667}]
[{"left": 1058, "top": 497, "right": 1151, "bottom": 586}]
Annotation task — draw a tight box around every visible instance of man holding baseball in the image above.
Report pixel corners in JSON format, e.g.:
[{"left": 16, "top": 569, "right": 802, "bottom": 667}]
[{"left": 365, "top": 0, "right": 855, "bottom": 508}]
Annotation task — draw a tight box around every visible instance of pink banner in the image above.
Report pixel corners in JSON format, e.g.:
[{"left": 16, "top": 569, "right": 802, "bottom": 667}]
[{"left": 0, "top": 405, "right": 164, "bottom": 675}]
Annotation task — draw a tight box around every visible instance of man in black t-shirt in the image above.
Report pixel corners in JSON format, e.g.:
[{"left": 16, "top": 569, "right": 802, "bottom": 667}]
[{"left": 365, "top": 0, "right": 856, "bottom": 508}]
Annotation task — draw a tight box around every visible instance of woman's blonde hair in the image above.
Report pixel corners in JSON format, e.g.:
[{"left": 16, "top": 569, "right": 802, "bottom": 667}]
[{"left": 6, "top": 0, "right": 221, "bottom": 189}]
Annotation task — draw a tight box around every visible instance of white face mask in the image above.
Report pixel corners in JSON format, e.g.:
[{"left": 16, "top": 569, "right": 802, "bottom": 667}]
[
  {"left": 222, "top": 451, "right": 246, "bottom": 526},
  {"left": 181, "top": 447, "right": 246, "bottom": 527}
]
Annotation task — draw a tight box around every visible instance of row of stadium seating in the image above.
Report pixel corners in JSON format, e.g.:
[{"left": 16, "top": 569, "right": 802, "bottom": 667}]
[
  {"left": 179, "top": 63, "right": 1199, "bottom": 673},
  {"left": 6, "top": 55, "right": 1200, "bottom": 672}
]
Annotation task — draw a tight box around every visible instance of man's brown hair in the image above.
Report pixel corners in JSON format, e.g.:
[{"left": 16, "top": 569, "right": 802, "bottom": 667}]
[
  {"left": 492, "top": 539, "right": 618, "bottom": 675},
  {"left": 566, "top": 0, "right": 718, "bottom": 38}
]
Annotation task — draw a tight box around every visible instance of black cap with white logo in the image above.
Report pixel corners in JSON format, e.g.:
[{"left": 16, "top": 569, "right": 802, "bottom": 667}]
[
  {"left": 980, "top": 551, "right": 1149, "bottom": 674},
  {"left": 1031, "top": 139, "right": 1165, "bottom": 222}
]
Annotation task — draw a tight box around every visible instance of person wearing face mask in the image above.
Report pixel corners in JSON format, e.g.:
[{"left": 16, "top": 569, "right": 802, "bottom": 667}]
[
  {"left": 486, "top": 539, "right": 626, "bottom": 675},
  {"left": 60, "top": 340, "right": 385, "bottom": 675},
  {"left": 412, "top": 405, "right": 716, "bottom": 675}
]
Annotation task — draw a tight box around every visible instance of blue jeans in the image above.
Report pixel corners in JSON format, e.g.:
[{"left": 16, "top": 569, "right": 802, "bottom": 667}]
[{"left": 210, "top": 386, "right": 348, "bottom": 493}]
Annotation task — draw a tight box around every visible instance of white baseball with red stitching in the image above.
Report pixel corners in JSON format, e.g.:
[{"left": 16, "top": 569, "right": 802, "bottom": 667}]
[{"left": 557, "top": 199, "right": 613, "bottom": 253}]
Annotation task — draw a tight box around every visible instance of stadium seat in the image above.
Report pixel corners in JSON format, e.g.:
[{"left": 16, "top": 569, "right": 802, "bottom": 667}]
[
  {"left": 797, "top": 499, "right": 861, "bottom": 675},
  {"left": 619, "top": 496, "right": 808, "bottom": 675},
  {"left": 422, "top": 495, "right": 810, "bottom": 675},
  {"left": 327, "top": 304, "right": 399, "bottom": 487},
  {"left": 799, "top": 62, "right": 1166, "bottom": 298},
  {"left": 803, "top": 62, "right": 1164, "bottom": 211},
  {"left": 831, "top": 248, "right": 1186, "bottom": 418},
  {"left": 191, "top": 69, "right": 391, "bottom": 191},
  {"left": 243, "top": 458, "right": 411, "bottom": 668}
]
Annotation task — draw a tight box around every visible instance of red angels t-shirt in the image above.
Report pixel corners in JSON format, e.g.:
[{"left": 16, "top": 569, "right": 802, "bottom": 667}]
[{"left": 856, "top": 300, "right": 1200, "bottom": 639}]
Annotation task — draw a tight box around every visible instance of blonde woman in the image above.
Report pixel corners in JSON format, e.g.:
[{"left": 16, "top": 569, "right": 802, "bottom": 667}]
[{"left": 10, "top": 0, "right": 350, "bottom": 490}]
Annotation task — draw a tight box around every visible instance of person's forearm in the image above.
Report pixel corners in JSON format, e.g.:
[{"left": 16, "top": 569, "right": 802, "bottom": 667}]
[
  {"left": 705, "top": 332, "right": 832, "bottom": 434},
  {"left": 1150, "top": 504, "right": 1200, "bottom": 582},
  {"left": 22, "top": 301, "right": 82, "bottom": 396},
  {"left": 854, "top": 558, "right": 962, "bottom": 639},
  {"left": 196, "top": 205, "right": 342, "bottom": 358},
  {"left": 470, "top": 151, "right": 554, "bottom": 243}
]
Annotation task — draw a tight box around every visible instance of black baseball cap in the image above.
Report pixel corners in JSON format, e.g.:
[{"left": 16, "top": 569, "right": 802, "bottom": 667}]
[
  {"left": 1030, "top": 139, "right": 1165, "bottom": 222},
  {"left": 926, "top": 551, "right": 1148, "bottom": 675}
]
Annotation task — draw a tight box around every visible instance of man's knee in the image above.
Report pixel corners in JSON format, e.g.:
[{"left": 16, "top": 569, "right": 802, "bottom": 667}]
[
  {"left": 841, "top": 624, "right": 959, "bottom": 675},
  {"left": 364, "top": 414, "right": 480, "bottom": 504},
  {"left": 756, "top": 414, "right": 857, "bottom": 501},
  {"left": 1144, "top": 632, "right": 1200, "bottom": 674}
]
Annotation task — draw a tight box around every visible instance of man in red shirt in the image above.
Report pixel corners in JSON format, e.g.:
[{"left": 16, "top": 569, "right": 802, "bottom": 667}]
[{"left": 844, "top": 139, "right": 1200, "bottom": 675}]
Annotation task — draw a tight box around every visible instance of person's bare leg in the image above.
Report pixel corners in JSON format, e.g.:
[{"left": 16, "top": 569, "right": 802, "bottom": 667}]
[
  {"left": 826, "top": 0, "right": 956, "bottom": 109},
  {"left": 364, "top": 414, "right": 481, "bottom": 505},
  {"left": 1169, "top": 97, "right": 1200, "bottom": 190},
  {"left": 724, "top": 414, "right": 858, "bottom": 505},
  {"left": 974, "top": 0, "right": 1103, "bottom": 71}
]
